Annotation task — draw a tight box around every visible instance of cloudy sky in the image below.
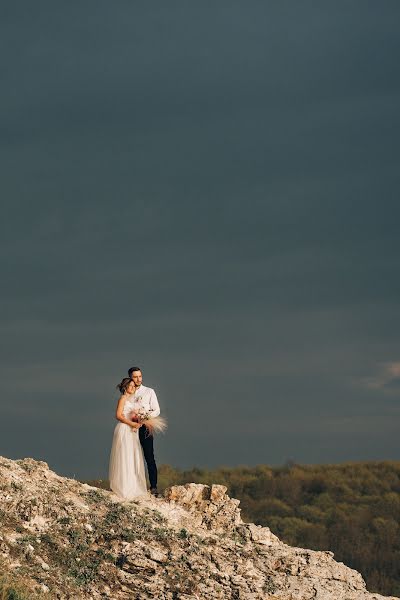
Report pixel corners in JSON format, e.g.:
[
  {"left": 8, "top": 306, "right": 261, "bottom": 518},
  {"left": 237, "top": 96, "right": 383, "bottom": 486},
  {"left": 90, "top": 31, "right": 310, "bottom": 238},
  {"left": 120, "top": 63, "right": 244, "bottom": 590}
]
[{"left": 1, "top": 2, "right": 400, "bottom": 478}]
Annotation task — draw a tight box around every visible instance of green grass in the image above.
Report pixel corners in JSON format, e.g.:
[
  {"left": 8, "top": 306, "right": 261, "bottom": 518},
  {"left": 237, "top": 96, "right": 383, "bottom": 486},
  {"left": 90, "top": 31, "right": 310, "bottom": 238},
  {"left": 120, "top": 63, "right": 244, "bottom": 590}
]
[{"left": 0, "top": 570, "right": 43, "bottom": 600}]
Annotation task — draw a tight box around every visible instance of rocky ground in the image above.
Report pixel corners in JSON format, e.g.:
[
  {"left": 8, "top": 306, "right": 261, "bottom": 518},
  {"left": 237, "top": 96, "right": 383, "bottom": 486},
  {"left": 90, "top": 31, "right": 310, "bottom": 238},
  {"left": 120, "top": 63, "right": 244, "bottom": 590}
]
[{"left": 0, "top": 456, "right": 398, "bottom": 600}]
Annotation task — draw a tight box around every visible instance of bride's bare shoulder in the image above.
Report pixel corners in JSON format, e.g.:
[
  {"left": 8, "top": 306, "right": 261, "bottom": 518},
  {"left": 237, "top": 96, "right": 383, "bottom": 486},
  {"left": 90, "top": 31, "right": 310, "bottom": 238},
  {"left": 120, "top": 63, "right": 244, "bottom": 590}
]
[{"left": 117, "top": 393, "right": 128, "bottom": 404}]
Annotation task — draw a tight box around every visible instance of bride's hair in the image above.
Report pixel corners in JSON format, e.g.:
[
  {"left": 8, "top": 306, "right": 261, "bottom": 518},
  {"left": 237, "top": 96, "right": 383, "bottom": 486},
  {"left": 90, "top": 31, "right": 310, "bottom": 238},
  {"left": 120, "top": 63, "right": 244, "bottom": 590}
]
[{"left": 117, "top": 377, "right": 132, "bottom": 395}]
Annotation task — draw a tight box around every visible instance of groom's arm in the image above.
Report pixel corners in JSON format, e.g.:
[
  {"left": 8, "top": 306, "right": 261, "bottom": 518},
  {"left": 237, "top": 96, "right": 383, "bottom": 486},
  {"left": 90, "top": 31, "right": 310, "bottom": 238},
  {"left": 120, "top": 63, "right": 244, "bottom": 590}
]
[{"left": 149, "top": 389, "right": 160, "bottom": 417}]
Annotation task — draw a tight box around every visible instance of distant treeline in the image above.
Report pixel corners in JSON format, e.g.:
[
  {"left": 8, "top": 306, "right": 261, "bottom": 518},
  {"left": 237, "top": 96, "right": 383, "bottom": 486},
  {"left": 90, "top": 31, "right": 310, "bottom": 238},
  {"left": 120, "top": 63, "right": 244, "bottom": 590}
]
[{"left": 87, "top": 461, "right": 400, "bottom": 597}]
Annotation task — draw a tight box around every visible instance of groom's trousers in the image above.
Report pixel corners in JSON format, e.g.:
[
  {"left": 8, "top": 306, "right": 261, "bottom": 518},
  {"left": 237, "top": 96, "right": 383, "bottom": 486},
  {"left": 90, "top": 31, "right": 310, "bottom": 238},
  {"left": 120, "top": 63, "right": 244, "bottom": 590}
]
[{"left": 139, "top": 426, "right": 158, "bottom": 489}]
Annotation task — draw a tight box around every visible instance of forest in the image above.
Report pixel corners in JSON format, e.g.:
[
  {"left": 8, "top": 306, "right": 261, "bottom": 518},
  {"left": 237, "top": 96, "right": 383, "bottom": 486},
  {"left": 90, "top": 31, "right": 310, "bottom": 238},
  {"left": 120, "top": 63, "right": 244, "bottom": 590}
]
[{"left": 89, "top": 461, "right": 400, "bottom": 597}]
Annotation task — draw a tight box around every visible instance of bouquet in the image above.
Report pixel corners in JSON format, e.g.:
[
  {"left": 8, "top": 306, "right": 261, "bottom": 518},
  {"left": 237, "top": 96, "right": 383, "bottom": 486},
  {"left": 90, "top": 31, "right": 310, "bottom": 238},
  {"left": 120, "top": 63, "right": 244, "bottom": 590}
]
[{"left": 129, "top": 408, "right": 167, "bottom": 437}]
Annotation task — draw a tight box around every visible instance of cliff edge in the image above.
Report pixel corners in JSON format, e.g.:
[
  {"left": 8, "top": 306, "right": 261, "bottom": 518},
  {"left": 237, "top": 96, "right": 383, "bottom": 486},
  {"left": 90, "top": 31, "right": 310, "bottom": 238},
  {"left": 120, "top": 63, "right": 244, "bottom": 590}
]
[{"left": 0, "top": 456, "right": 397, "bottom": 600}]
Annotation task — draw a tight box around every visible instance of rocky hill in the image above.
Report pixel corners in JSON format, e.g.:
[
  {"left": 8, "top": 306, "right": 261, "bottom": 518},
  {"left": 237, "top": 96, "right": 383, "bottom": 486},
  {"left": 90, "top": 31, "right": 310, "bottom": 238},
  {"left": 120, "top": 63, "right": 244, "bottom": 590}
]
[{"left": 0, "top": 456, "right": 398, "bottom": 600}]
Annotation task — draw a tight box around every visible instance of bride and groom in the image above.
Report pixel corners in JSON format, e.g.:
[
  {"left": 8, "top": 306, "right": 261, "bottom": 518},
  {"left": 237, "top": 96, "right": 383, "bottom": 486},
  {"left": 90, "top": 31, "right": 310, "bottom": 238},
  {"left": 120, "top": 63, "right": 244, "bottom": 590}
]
[{"left": 108, "top": 366, "right": 161, "bottom": 499}]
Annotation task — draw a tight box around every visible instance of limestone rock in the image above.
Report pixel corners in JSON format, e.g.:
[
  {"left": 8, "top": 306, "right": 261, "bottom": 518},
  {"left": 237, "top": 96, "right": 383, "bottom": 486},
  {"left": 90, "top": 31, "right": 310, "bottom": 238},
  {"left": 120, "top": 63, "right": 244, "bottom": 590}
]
[
  {"left": 164, "top": 483, "right": 241, "bottom": 531},
  {"left": 0, "top": 455, "right": 397, "bottom": 600}
]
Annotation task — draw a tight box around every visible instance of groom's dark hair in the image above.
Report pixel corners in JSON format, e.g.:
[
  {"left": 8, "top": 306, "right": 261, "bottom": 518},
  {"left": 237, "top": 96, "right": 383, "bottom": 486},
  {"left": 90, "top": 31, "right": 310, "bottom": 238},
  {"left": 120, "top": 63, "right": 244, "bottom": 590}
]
[{"left": 128, "top": 366, "right": 142, "bottom": 377}]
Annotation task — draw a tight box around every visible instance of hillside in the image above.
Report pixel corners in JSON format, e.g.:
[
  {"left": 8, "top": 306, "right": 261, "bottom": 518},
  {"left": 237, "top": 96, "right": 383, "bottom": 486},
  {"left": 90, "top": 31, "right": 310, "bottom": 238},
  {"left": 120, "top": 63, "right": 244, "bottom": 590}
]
[{"left": 0, "top": 457, "right": 399, "bottom": 599}]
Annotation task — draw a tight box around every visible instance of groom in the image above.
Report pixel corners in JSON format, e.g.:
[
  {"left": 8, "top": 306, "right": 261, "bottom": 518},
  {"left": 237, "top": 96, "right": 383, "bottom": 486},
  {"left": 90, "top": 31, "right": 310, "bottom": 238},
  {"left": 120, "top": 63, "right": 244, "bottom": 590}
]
[{"left": 128, "top": 366, "right": 160, "bottom": 496}]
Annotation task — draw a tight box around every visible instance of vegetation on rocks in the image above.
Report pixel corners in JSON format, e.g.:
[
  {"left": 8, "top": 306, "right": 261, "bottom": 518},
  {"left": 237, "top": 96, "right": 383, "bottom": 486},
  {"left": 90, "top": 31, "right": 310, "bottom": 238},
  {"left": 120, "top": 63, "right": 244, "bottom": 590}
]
[{"left": 0, "top": 563, "right": 43, "bottom": 600}]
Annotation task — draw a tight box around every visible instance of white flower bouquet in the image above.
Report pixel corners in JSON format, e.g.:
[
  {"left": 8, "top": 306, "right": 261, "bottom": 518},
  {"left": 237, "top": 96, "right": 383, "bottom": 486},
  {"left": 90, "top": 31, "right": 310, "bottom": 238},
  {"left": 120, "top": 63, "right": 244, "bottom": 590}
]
[{"left": 129, "top": 408, "right": 167, "bottom": 437}]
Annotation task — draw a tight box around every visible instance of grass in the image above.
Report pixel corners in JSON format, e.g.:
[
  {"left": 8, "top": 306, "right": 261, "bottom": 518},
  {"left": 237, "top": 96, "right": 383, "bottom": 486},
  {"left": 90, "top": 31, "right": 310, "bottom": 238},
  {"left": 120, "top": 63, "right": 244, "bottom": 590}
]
[
  {"left": 80, "top": 488, "right": 106, "bottom": 504},
  {"left": 0, "top": 569, "right": 43, "bottom": 600},
  {"left": 40, "top": 527, "right": 103, "bottom": 587}
]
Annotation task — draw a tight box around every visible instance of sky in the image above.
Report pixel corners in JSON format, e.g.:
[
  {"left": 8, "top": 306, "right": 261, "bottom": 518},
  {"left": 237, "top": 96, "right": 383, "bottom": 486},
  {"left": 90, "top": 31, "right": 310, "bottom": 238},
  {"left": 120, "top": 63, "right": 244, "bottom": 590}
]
[{"left": 1, "top": 2, "right": 400, "bottom": 479}]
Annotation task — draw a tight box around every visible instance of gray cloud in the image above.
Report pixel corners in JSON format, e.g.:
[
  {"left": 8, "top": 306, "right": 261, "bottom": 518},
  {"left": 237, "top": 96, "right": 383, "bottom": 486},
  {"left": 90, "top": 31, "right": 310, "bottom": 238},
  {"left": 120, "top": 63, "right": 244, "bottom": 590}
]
[{"left": 1, "top": 2, "right": 400, "bottom": 477}]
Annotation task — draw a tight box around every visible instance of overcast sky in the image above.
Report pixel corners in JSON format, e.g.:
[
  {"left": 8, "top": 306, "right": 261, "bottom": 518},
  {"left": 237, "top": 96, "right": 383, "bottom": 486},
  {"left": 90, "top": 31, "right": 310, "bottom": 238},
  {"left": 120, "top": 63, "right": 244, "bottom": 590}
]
[{"left": 1, "top": 2, "right": 400, "bottom": 479}]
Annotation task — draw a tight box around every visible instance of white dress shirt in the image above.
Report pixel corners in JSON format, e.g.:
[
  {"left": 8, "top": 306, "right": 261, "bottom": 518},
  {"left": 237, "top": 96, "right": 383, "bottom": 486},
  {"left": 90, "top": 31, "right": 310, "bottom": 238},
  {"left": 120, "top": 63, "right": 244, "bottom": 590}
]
[{"left": 131, "top": 384, "right": 160, "bottom": 418}]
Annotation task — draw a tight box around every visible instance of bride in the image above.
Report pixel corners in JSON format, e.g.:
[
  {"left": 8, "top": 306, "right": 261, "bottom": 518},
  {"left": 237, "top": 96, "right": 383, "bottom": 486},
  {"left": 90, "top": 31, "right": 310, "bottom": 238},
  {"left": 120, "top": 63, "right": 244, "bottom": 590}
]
[{"left": 109, "top": 377, "right": 147, "bottom": 499}]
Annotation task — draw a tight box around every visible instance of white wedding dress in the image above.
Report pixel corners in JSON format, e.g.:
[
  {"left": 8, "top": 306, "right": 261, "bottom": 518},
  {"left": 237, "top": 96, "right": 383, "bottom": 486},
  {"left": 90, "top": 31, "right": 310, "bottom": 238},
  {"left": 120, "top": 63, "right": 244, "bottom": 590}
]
[{"left": 109, "top": 396, "right": 147, "bottom": 499}]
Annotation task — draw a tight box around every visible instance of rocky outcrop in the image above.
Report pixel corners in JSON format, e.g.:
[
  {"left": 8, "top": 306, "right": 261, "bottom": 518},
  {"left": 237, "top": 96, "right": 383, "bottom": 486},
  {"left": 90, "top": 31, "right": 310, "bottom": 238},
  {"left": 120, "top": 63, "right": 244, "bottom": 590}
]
[{"left": 0, "top": 456, "right": 398, "bottom": 600}]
